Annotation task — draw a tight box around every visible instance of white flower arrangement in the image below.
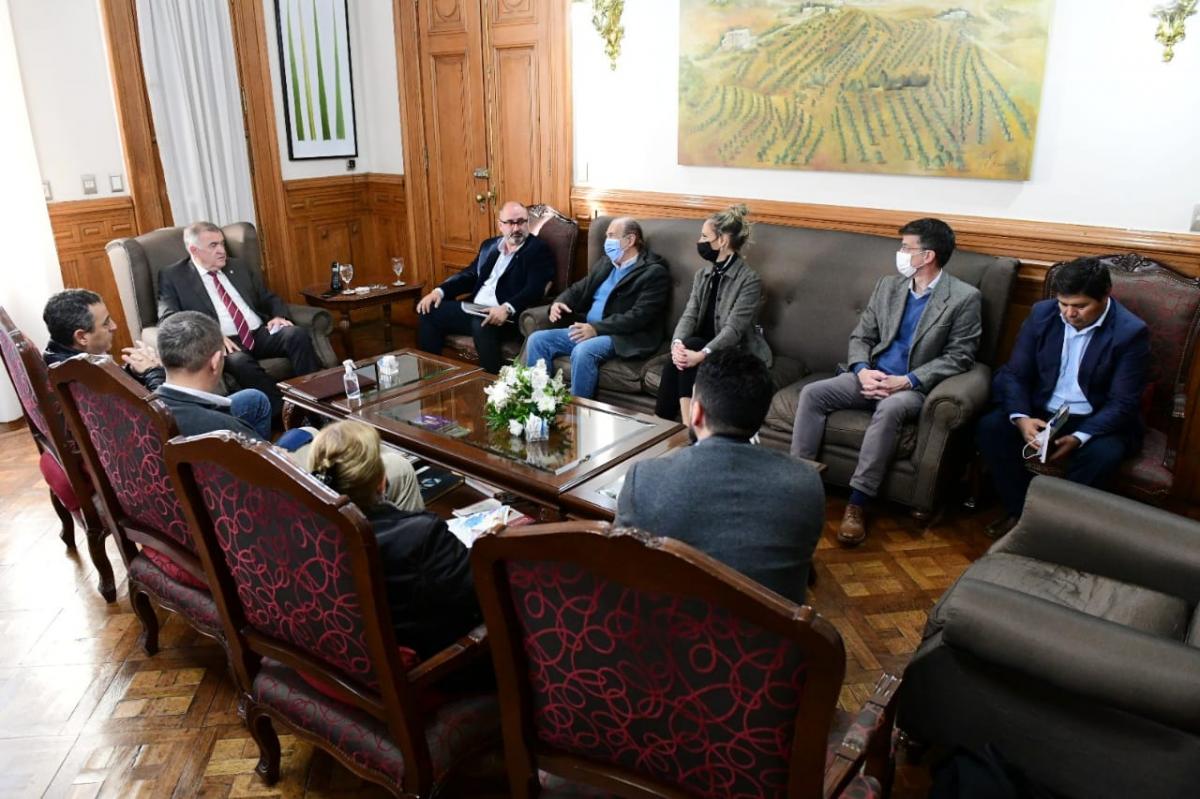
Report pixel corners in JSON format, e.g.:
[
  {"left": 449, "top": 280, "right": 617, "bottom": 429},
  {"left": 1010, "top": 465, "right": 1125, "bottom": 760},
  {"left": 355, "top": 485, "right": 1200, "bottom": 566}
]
[{"left": 485, "top": 359, "right": 570, "bottom": 436}]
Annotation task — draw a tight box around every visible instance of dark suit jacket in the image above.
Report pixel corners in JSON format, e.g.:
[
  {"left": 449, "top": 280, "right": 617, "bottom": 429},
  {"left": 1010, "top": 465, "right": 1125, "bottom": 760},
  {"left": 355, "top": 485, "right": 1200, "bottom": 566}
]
[
  {"left": 157, "top": 257, "right": 289, "bottom": 326},
  {"left": 556, "top": 250, "right": 671, "bottom": 358},
  {"left": 44, "top": 340, "right": 165, "bottom": 391},
  {"left": 992, "top": 297, "right": 1150, "bottom": 445},
  {"left": 154, "top": 385, "right": 261, "bottom": 439},
  {"left": 365, "top": 502, "right": 482, "bottom": 659},
  {"left": 847, "top": 272, "right": 982, "bottom": 393},
  {"left": 615, "top": 436, "right": 824, "bottom": 604},
  {"left": 438, "top": 235, "right": 553, "bottom": 316}
]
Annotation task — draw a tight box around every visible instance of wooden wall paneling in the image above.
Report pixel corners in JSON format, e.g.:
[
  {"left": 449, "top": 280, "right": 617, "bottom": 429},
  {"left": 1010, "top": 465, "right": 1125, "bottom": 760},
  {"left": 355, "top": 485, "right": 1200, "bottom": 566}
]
[
  {"left": 228, "top": 0, "right": 295, "bottom": 301},
  {"left": 97, "top": 0, "right": 171, "bottom": 234},
  {"left": 365, "top": 174, "right": 409, "bottom": 286},
  {"left": 394, "top": 0, "right": 435, "bottom": 288},
  {"left": 570, "top": 185, "right": 1200, "bottom": 505},
  {"left": 282, "top": 176, "right": 365, "bottom": 295},
  {"left": 47, "top": 197, "right": 138, "bottom": 353}
]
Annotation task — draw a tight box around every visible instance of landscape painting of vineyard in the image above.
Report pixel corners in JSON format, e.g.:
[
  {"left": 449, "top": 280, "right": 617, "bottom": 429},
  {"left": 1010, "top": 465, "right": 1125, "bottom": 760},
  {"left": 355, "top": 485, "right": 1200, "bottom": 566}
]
[{"left": 678, "top": 0, "right": 1054, "bottom": 180}]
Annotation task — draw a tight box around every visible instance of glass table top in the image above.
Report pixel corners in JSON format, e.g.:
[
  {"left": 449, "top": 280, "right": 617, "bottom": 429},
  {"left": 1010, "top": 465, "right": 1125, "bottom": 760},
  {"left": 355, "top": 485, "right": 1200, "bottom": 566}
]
[
  {"left": 362, "top": 373, "right": 658, "bottom": 474},
  {"left": 283, "top": 351, "right": 465, "bottom": 410}
]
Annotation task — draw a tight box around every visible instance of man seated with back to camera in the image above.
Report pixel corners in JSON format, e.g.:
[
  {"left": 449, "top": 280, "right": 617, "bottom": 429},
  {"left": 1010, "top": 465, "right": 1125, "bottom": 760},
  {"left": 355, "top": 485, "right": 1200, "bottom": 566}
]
[
  {"left": 978, "top": 257, "right": 1149, "bottom": 538},
  {"left": 42, "top": 288, "right": 271, "bottom": 439},
  {"left": 616, "top": 348, "right": 824, "bottom": 604},
  {"left": 153, "top": 311, "right": 423, "bottom": 512}
]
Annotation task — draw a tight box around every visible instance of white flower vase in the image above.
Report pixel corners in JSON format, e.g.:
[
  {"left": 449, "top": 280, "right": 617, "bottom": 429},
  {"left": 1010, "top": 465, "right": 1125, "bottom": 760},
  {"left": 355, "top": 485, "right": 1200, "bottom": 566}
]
[{"left": 524, "top": 414, "right": 550, "bottom": 441}]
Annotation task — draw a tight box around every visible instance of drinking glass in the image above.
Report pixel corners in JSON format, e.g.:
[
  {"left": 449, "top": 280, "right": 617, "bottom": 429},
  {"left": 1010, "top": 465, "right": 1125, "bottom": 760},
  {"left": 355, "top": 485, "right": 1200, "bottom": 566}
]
[
  {"left": 391, "top": 256, "right": 405, "bottom": 286},
  {"left": 339, "top": 262, "right": 355, "bottom": 294}
]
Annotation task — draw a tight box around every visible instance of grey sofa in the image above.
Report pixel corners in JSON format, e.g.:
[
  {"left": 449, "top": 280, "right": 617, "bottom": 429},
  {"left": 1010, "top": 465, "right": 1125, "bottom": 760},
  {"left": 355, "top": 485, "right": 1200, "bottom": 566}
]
[
  {"left": 521, "top": 216, "right": 1017, "bottom": 513},
  {"left": 899, "top": 476, "right": 1200, "bottom": 799},
  {"left": 105, "top": 222, "right": 337, "bottom": 388}
]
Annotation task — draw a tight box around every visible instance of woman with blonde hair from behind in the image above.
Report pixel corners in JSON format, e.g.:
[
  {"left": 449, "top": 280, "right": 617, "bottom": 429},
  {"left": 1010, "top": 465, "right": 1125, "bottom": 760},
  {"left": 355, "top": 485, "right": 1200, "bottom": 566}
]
[
  {"left": 307, "top": 420, "right": 482, "bottom": 660},
  {"left": 655, "top": 204, "right": 772, "bottom": 425}
]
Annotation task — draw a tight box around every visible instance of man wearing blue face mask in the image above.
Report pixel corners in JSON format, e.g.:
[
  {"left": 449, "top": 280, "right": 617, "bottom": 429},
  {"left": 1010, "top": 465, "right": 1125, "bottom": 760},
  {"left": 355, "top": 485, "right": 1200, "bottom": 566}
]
[
  {"left": 524, "top": 217, "right": 670, "bottom": 398},
  {"left": 790, "top": 218, "right": 982, "bottom": 546}
]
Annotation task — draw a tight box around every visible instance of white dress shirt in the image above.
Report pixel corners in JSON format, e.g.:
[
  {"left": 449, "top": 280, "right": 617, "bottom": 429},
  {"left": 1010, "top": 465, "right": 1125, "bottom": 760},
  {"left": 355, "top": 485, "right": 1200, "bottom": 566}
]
[
  {"left": 472, "top": 240, "right": 523, "bottom": 309},
  {"left": 193, "top": 262, "right": 264, "bottom": 337},
  {"left": 161, "top": 381, "right": 231, "bottom": 407}
]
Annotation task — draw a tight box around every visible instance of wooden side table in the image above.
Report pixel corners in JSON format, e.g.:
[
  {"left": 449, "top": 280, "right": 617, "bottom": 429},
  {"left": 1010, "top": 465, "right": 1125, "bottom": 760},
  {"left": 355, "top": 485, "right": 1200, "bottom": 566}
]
[{"left": 299, "top": 282, "right": 424, "bottom": 359}]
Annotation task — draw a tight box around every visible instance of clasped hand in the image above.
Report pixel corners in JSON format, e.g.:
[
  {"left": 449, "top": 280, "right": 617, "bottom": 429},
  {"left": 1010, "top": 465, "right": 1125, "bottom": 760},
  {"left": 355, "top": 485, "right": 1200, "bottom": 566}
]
[
  {"left": 857, "top": 368, "right": 910, "bottom": 399},
  {"left": 1016, "top": 416, "right": 1080, "bottom": 463},
  {"left": 670, "top": 339, "right": 705, "bottom": 370},
  {"left": 120, "top": 340, "right": 161, "bottom": 374}
]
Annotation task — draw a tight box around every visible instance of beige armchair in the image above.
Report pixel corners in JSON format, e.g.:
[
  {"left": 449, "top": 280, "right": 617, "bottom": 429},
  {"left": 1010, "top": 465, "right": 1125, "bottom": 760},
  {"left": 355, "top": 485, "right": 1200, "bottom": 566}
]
[{"left": 105, "top": 222, "right": 337, "bottom": 390}]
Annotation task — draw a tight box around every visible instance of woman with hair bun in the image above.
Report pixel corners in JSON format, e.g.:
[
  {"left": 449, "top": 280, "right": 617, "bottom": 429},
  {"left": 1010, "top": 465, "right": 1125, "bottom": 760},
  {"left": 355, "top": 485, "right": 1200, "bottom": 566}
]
[
  {"left": 307, "top": 420, "right": 482, "bottom": 660},
  {"left": 655, "top": 204, "right": 772, "bottom": 424}
]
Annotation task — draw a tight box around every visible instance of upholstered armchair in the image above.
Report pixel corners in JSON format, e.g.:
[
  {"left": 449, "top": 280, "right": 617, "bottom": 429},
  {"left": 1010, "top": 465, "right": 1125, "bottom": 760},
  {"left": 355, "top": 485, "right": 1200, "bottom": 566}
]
[
  {"left": 51, "top": 355, "right": 222, "bottom": 652},
  {"left": 166, "top": 432, "right": 500, "bottom": 797},
  {"left": 445, "top": 203, "right": 579, "bottom": 365},
  {"left": 105, "top": 222, "right": 337, "bottom": 388},
  {"left": 899, "top": 476, "right": 1200, "bottom": 799},
  {"left": 471, "top": 520, "right": 900, "bottom": 798},
  {"left": 1032, "top": 254, "right": 1200, "bottom": 504},
  {"left": 0, "top": 308, "right": 116, "bottom": 601}
]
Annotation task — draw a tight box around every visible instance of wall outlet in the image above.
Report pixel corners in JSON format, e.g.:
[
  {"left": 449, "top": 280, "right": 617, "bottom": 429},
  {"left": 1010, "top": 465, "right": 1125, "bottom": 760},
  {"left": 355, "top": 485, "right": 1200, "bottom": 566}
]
[
  {"left": 346, "top": 158, "right": 356, "bottom": 171},
  {"left": 81, "top": 174, "right": 97, "bottom": 195},
  {"left": 1192, "top": 204, "right": 1200, "bottom": 233},
  {"left": 42, "top": 181, "right": 52, "bottom": 201},
  {"left": 109, "top": 174, "right": 124, "bottom": 192}
]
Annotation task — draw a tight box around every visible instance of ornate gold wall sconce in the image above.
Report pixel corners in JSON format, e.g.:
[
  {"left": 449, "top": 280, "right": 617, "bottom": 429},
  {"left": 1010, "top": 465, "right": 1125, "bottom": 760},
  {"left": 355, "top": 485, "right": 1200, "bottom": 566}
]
[
  {"left": 575, "top": 0, "right": 625, "bottom": 70},
  {"left": 1153, "top": 0, "right": 1197, "bottom": 62}
]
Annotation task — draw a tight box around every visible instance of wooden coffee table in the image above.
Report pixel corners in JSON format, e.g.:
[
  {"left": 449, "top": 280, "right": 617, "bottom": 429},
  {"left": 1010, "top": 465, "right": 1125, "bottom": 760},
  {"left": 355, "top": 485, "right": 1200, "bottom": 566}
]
[{"left": 299, "top": 282, "right": 425, "bottom": 359}]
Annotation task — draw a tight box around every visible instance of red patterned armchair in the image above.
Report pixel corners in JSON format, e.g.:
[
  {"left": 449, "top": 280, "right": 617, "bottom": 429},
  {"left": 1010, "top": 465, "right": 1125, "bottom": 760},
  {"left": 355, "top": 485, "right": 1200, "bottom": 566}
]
[
  {"left": 166, "top": 432, "right": 500, "bottom": 797},
  {"left": 1038, "top": 254, "right": 1200, "bottom": 503},
  {"left": 50, "top": 355, "right": 220, "bottom": 652},
  {"left": 470, "top": 521, "right": 900, "bottom": 799},
  {"left": 0, "top": 307, "right": 115, "bottom": 601}
]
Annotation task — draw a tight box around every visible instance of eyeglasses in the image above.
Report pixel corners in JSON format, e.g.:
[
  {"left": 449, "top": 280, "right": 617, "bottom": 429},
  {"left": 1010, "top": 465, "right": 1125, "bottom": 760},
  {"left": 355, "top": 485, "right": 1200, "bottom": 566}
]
[
  {"left": 898, "top": 245, "right": 927, "bottom": 253},
  {"left": 498, "top": 217, "right": 528, "bottom": 227}
]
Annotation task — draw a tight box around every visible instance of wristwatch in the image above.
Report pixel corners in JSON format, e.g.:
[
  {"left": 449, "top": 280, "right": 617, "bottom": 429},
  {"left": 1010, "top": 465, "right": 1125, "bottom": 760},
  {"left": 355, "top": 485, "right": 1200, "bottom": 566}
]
[{"left": 702, "top": 347, "right": 712, "bottom": 356}]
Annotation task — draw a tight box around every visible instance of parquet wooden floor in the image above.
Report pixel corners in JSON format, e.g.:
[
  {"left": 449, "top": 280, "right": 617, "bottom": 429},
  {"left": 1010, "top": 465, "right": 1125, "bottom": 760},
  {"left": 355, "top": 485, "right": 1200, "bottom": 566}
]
[{"left": 0, "top": 327, "right": 997, "bottom": 798}]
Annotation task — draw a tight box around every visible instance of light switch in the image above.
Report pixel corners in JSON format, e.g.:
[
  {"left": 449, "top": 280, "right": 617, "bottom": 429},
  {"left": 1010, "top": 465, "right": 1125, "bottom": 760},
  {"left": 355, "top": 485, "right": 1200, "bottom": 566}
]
[
  {"left": 109, "top": 174, "right": 124, "bottom": 192},
  {"left": 42, "top": 181, "right": 52, "bottom": 201},
  {"left": 82, "top": 174, "right": 97, "bottom": 195},
  {"left": 346, "top": 158, "right": 356, "bottom": 171}
]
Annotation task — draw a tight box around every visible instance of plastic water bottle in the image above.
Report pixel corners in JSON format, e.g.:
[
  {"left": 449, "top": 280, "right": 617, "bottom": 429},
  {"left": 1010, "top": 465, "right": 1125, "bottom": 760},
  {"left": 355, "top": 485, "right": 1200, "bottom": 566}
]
[{"left": 342, "top": 359, "right": 361, "bottom": 401}]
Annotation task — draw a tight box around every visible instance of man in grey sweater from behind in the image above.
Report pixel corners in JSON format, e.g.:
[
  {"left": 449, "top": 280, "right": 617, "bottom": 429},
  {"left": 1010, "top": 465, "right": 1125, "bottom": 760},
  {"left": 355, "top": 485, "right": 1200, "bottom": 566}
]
[{"left": 616, "top": 349, "right": 825, "bottom": 604}]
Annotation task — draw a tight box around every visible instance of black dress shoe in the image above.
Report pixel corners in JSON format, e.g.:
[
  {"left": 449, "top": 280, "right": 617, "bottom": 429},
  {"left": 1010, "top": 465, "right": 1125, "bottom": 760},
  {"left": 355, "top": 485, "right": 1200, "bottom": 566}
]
[{"left": 984, "top": 514, "right": 1018, "bottom": 540}]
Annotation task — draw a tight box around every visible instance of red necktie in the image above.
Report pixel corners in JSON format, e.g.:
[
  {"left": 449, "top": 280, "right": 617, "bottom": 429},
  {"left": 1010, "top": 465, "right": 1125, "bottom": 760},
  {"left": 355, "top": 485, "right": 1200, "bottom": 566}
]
[{"left": 209, "top": 271, "right": 255, "bottom": 351}]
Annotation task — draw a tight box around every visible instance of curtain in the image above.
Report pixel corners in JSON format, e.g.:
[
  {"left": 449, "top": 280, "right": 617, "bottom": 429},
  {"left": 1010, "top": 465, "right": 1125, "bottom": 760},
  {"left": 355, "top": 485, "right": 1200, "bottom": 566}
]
[
  {"left": 0, "top": 0, "right": 65, "bottom": 422},
  {"left": 136, "top": 0, "right": 255, "bottom": 226}
]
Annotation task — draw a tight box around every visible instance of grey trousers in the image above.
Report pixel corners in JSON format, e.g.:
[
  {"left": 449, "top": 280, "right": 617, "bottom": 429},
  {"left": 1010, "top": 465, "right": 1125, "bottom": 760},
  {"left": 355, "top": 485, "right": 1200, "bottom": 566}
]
[{"left": 789, "top": 371, "right": 926, "bottom": 496}]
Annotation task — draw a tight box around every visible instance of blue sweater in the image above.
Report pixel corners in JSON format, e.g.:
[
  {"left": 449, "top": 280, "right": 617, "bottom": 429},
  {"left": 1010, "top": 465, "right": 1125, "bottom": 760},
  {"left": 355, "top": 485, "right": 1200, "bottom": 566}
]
[{"left": 856, "top": 291, "right": 930, "bottom": 388}]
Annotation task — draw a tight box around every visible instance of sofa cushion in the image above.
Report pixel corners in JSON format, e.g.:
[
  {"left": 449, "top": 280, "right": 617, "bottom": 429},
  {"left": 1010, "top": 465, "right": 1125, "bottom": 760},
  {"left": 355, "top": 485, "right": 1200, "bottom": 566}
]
[
  {"left": 1188, "top": 610, "right": 1200, "bottom": 648},
  {"left": 931, "top": 553, "right": 1190, "bottom": 640},
  {"left": 551, "top": 354, "right": 648, "bottom": 395},
  {"left": 765, "top": 373, "right": 832, "bottom": 432}
]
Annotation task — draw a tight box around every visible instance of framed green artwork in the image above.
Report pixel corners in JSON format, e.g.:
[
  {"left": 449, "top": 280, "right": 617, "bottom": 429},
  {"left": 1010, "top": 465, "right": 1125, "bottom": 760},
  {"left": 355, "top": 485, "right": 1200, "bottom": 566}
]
[
  {"left": 679, "top": 1, "right": 1054, "bottom": 180},
  {"left": 274, "top": 0, "right": 357, "bottom": 160}
]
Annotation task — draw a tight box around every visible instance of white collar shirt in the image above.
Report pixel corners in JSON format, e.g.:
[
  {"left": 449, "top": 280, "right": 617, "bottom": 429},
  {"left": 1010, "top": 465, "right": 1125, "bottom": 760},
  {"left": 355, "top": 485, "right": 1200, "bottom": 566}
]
[{"left": 192, "top": 261, "right": 264, "bottom": 337}]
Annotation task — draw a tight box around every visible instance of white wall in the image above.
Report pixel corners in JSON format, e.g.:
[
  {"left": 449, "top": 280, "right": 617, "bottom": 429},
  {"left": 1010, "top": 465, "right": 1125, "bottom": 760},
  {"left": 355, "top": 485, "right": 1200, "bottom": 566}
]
[
  {"left": 9, "top": 0, "right": 127, "bottom": 203},
  {"left": 572, "top": 0, "right": 1200, "bottom": 234},
  {"left": 262, "top": 0, "right": 404, "bottom": 179}
]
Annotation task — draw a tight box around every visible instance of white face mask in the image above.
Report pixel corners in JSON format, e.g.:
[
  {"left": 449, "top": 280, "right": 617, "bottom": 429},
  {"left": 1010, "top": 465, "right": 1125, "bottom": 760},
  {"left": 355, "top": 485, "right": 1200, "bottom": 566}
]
[{"left": 895, "top": 250, "right": 918, "bottom": 279}]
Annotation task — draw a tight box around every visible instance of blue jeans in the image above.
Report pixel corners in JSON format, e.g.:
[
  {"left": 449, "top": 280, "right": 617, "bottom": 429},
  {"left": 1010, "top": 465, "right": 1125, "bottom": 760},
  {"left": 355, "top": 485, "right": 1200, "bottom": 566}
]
[
  {"left": 525, "top": 328, "right": 616, "bottom": 398},
  {"left": 229, "top": 388, "right": 272, "bottom": 440}
]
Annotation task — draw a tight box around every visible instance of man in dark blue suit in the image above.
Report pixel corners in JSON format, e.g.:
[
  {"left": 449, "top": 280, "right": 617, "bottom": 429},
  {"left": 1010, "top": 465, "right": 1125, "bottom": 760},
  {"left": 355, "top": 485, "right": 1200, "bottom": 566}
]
[
  {"left": 978, "top": 257, "right": 1149, "bottom": 537},
  {"left": 415, "top": 200, "right": 554, "bottom": 373}
]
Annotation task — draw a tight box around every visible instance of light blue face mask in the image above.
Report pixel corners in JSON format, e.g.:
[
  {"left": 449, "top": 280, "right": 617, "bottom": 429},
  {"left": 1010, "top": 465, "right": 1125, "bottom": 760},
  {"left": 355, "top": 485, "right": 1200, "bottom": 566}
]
[{"left": 603, "top": 237, "right": 624, "bottom": 263}]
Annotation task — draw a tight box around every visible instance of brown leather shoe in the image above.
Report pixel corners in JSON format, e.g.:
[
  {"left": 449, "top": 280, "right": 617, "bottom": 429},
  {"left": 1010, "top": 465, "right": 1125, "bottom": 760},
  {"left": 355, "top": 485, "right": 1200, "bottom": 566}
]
[
  {"left": 837, "top": 504, "right": 868, "bottom": 547},
  {"left": 984, "top": 514, "right": 1018, "bottom": 540}
]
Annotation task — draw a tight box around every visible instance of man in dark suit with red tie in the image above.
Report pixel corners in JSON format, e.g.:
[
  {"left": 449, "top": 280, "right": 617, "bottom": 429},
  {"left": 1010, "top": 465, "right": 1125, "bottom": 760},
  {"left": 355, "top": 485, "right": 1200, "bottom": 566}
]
[
  {"left": 415, "top": 200, "right": 554, "bottom": 373},
  {"left": 977, "top": 257, "right": 1149, "bottom": 537},
  {"left": 157, "top": 221, "right": 321, "bottom": 416}
]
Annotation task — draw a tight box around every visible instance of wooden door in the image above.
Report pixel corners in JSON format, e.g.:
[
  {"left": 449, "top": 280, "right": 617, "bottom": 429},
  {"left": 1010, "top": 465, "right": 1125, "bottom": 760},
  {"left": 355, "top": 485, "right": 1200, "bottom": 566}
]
[
  {"left": 416, "top": 0, "right": 493, "bottom": 284},
  {"left": 481, "top": 0, "right": 567, "bottom": 213}
]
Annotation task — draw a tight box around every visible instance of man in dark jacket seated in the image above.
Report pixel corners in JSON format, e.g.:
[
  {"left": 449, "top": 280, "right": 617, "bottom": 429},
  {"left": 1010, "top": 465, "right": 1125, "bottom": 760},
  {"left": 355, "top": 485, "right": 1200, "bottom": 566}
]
[
  {"left": 157, "top": 221, "right": 321, "bottom": 416},
  {"left": 524, "top": 217, "right": 670, "bottom": 398},
  {"left": 154, "top": 311, "right": 421, "bottom": 510},
  {"left": 415, "top": 200, "right": 554, "bottom": 373},
  {"left": 616, "top": 349, "right": 825, "bottom": 604},
  {"left": 42, "top": 288, "right": 271, "bottom": 438},
  {"left": 978, "top": 257, "right": 1150, "bottom": 538}
]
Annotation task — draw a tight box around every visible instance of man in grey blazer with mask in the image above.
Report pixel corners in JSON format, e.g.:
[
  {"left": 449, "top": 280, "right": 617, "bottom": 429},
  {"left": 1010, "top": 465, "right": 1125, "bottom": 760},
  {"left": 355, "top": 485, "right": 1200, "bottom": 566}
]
[{"left": 791, "top": 218, "right": 981, "bottom": 547}]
